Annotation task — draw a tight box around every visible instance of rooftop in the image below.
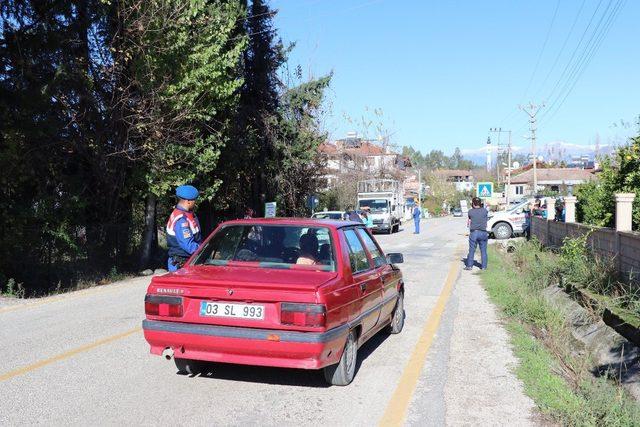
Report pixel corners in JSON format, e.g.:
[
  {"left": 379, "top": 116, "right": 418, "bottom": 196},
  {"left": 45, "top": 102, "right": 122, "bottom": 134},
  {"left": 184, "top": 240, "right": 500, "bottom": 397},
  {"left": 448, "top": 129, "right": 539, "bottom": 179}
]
[
  {"left": 510, "top": 168, "right": 596, "bottom": 184},
  {"left": 433, "top": 169, "right": 474, "bottom": 177}
]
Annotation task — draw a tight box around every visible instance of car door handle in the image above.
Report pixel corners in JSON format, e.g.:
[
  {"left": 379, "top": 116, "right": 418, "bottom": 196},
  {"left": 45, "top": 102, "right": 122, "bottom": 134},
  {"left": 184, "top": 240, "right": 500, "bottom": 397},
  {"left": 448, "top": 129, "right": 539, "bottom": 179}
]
[{"left": 360, "top": 282, "right": 367, "bottom": 292}]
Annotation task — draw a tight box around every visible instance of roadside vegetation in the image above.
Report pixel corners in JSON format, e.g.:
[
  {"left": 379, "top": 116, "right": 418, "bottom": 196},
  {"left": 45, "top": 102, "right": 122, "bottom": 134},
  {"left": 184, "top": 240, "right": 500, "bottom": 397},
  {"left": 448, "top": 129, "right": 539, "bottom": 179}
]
[
  {"left": 482, "top": 241, "right": 640, "bottom": 426},
  {"left": 575, "top": 132, "right": 640, "bottom": 230},
  {"left": 0, "top": 0, "right": 331, "bottom": 296}
]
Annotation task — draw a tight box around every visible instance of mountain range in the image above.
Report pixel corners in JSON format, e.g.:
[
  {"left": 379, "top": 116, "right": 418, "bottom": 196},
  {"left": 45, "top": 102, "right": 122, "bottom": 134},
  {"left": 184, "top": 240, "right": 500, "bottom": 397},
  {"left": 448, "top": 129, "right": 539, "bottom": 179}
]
[{"left": 460, "top": 140, "right": 616, "bottom": 166}]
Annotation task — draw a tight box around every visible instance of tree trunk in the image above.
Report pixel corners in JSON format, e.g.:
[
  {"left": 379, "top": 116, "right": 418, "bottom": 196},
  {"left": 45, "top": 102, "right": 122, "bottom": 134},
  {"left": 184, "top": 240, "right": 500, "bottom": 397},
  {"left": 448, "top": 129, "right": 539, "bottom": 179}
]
[{"left": 139, "top": 193, "right": 158, "bottom": 270}]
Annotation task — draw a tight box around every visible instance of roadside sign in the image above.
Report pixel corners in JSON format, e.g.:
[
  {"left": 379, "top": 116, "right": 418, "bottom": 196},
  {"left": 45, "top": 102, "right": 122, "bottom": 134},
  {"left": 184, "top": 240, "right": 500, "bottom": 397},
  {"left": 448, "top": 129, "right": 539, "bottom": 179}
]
[
  {"left": 476, "top": 182, "right": 493, "bottom": 198},
  {"left": 264, "top": 202, "right": 277, "bottom": 218},
  {"left": 307, "top": 195, "right": 319, "bottom": 210}
]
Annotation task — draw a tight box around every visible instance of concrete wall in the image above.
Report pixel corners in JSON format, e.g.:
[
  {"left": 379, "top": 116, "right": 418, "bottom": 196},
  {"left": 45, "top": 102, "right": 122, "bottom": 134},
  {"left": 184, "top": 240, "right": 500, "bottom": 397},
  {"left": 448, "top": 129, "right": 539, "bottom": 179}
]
[{"left": 532, "top": 217, "right": 640, "bottom": 282}]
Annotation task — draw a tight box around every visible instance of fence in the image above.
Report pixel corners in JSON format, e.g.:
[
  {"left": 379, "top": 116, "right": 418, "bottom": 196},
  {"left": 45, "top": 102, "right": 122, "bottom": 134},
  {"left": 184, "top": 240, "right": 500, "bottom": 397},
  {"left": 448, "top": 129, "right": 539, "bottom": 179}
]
[{"left": 531, "top": 216, "right": 640, "bottom": 282}]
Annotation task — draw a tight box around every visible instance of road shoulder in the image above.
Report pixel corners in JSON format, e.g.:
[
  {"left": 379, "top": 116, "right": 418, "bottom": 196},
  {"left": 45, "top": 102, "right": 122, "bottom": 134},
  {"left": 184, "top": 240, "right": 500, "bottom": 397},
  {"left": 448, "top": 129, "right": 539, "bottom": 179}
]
[{"left": 444, "top": 269, "right": 537, "bottom": 426}]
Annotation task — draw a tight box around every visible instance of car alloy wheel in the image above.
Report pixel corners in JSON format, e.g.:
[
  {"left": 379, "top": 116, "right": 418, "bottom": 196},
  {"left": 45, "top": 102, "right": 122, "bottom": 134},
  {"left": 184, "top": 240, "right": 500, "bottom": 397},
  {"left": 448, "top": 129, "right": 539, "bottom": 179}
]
[
  {"left": 387, "top": 292, "right": 404, "bottom": 334},
  {"left": 493, "top": 223, "right": 512, "bottom": 240},
  {"left": 323, "top": 330, "right": 358, "bottom": 386}
]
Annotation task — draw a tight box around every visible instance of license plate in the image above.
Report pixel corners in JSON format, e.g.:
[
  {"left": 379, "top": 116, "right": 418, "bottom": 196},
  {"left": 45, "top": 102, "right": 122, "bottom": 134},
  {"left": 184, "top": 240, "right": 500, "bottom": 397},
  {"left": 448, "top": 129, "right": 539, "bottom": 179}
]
[{"left": 199, "top": 301, "right": 265, "bottom": 320}]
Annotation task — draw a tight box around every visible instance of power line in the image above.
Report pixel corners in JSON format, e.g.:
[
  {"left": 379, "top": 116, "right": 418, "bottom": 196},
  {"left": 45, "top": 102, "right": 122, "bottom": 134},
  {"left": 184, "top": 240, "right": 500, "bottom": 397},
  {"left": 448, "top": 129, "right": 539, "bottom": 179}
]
[
  {"left": 540, "top": 0, "right": 625, "bottom": 122},
  {"left": 497, "top": 1, "right": 559, "bottom": 130},
  {"left": 521, "top": 0, "right": 561, "bottom": 101},
  {"left": 532, "top": 0, "right": 587, "bottom": 99},
  {"left": 540, "top": 0, "right": 625, "bottom": 124},
  {"left": 542, "top": 0, "right": 607, "bottom": 105}
]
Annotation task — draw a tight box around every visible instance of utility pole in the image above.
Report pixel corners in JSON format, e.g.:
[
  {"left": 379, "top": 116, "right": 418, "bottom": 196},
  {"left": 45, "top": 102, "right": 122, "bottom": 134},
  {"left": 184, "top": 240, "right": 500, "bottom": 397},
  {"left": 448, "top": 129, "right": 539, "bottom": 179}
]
[
  {"left": 417, "top": 168, "right": 422, "bottom": 208},
  {"left": 507, "top": 130, "right": 512, "bottom": 205},
  {"left": 489, "top": 127, "right": 512, "bottom": 205},
  {"left": 520, "top": 103, "right": 543, "bottom": 196},
  {"left": 486, "top": 136, "right": 491, "bottom": 172}
]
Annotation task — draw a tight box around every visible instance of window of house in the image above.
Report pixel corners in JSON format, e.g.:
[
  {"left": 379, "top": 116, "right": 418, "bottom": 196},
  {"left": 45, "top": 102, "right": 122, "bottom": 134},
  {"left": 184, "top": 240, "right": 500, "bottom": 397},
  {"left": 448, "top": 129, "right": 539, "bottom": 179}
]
[{"left": 515, "top": 185, "right": 524, "bottom": 195}]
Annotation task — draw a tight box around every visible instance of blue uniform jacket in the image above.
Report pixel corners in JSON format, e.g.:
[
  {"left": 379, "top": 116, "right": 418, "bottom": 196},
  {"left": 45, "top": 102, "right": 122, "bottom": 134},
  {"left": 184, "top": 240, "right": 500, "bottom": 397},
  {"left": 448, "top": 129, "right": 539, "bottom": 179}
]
[
  {"left": 412, "top": 206, "right": 421, "bottom": 219},
  {"left": 166, "top": 206, "right": 202, "bottom": 260}
]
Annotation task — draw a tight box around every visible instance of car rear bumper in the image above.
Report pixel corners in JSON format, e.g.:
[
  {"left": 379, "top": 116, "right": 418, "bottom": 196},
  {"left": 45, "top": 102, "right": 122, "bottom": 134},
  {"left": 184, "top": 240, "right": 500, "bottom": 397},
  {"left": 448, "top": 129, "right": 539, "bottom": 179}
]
[
  {"left": 372, "top": 223, "right": 390, "bottom": 230},
  {"left": 142, "top": 319, "right": 348, "bottom": 369}
]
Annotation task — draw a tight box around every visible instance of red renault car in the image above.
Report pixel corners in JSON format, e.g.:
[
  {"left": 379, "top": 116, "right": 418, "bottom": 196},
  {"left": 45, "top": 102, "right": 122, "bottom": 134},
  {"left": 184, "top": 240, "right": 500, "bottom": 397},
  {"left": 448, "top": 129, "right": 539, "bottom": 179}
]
[{"left": 143, "top": 218, "right": 405, "bottom": 385}]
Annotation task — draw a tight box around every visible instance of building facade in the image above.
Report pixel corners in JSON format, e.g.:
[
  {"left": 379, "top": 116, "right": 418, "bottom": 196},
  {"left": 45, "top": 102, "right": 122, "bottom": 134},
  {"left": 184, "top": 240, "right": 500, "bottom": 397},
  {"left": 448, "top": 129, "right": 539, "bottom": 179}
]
[{"left": 509, "top": 167, "right": 596, "bottom": 199}]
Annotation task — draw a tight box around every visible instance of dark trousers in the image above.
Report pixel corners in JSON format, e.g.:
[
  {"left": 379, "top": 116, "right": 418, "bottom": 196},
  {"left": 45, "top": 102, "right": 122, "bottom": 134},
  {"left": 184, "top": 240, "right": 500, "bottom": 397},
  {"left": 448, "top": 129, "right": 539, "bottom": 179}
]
[{"left": 466, "top": 230, "right": 488, "bottom": 269}]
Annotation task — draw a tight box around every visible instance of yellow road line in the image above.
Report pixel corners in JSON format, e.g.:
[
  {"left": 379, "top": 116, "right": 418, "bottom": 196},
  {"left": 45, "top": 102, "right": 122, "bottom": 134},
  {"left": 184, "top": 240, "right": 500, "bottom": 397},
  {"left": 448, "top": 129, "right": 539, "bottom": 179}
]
[
  {"left": 0, "top": 327, "right": 142, "bottom": 382},
  {"left": 380, "top": 246, "right": 462, "bottom": 426},
  {"left": 0, "top": 277, "right": 148, "bottom": 315}
]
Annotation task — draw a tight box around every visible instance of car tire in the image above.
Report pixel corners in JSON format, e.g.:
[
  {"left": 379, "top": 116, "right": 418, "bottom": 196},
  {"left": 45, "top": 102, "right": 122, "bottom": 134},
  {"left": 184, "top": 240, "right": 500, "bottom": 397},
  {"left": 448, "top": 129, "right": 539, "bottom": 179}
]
[
  {"left": 174, "top": 358, "right": 204, "bottom": 375},
  {"left": 386, "top": 292, "right": 405, "bottom": 334},
  {"left": 323, "top": 329, "right": 358, "bottom": 386},
  {"left": 492, "top": 222, "right": 513, "bottom": 240}
]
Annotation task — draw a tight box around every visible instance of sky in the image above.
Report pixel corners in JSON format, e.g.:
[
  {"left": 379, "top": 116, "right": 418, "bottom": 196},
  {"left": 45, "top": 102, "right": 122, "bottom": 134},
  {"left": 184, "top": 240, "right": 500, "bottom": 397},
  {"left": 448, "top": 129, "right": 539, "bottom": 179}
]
[{"left": 271, "top": 0, "right": 640, "bottom": 157}]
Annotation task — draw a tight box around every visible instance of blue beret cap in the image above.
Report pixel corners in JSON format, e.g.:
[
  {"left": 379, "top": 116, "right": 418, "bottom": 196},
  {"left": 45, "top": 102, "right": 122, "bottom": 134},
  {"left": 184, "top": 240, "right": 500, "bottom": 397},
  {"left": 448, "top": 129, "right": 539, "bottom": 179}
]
[{"left": 176, "top": 185, "right": 199, "bottom": 200}]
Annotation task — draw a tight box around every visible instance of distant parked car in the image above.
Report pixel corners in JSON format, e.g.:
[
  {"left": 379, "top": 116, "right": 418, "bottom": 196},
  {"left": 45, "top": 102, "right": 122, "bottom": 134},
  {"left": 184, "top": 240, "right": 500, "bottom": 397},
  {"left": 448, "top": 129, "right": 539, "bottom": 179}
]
[
  {"left": 143, "top": 218, "right": 405, "bottom": 386},
  {"left": 312, "top": 211, "right": 345, "bottom": 220},
  {"left": 452, "top": 208, "right": 463, "bottom": 217}
]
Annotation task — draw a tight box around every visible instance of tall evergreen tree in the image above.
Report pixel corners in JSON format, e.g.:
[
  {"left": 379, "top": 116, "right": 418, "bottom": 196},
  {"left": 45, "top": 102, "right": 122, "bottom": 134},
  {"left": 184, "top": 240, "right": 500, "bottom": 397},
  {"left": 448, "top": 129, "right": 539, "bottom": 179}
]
[
  {"left": 215, "top": 0, "right": 285, "bottom": 217},
  {"left": 111, "top": 0, "right": 246, "bottom": 268}
]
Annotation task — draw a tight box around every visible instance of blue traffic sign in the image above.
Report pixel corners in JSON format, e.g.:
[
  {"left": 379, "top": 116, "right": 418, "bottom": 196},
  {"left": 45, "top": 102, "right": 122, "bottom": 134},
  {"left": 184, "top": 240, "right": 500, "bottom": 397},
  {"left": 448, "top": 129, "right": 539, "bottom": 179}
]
[
  {"left": 476, "top": 182, "right": 493, "bottom": 198},
  {"left": 307, "top": 195, "right": 320, "bottom": 209}
]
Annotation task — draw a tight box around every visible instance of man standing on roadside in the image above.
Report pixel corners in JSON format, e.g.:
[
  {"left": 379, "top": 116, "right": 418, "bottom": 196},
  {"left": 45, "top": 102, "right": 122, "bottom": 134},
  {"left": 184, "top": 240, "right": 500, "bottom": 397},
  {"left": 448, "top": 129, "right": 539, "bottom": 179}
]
[
  {"left": 465, "top": 197, "right": 489, "bottom": 271},
  {"left": 166, "top": 185, "right": 202, "bottom": 272},
  {"left": 412, "top": 201, "right": 421, "bottom": 234}
]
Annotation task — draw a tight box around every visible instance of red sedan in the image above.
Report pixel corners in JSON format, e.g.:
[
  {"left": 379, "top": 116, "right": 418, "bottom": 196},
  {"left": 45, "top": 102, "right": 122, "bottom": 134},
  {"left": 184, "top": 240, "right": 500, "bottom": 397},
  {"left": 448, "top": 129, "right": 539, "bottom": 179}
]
[{"left": 143, "top": 218, "right": 405, "bottom": 385}]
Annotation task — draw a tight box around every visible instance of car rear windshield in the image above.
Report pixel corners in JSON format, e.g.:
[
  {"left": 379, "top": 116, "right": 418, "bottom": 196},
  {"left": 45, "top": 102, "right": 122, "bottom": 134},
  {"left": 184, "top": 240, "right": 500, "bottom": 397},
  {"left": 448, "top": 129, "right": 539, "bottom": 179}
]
[
  {"left": 192, "top": 225, "right": 336, "bottom": 271},
  {"left": 313, "top": 212, "right": 342, "bottom": 220}
]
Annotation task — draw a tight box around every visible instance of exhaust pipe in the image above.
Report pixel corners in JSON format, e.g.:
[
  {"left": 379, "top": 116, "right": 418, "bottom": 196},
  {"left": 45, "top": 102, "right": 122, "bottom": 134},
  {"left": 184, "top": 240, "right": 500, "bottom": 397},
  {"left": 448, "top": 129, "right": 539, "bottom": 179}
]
[{"left": 162, "top": 347, "right": 174, "bottom": 360}]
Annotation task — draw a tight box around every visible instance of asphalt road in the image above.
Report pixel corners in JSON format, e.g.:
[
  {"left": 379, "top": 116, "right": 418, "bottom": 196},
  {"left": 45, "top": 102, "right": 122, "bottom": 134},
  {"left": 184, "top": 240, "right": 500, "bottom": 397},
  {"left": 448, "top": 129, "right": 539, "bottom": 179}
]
[{"left": 0, "top": 216, "right": 535, "bottom": 426}]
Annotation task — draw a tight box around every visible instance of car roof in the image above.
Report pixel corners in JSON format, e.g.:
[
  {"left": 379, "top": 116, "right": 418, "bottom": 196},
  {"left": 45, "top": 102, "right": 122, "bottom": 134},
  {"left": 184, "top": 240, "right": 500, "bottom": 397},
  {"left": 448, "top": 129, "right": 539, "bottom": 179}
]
[{"left": 221, "top": 217, "right": 360, "bottom": 229}]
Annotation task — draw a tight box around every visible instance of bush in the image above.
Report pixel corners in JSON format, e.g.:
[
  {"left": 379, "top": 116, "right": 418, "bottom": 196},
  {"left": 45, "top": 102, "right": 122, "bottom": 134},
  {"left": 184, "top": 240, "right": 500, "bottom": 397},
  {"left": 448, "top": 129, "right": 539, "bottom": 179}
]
[{"left": 575, "top": 135, "right": 640, "bottom": 230}]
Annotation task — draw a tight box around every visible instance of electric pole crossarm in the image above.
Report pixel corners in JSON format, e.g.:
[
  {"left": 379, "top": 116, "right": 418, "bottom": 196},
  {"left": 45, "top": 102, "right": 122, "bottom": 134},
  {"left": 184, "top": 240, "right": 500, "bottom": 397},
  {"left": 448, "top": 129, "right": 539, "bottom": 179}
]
[{"left": 519, "top": 103, "right": 544, "bottom": 196}]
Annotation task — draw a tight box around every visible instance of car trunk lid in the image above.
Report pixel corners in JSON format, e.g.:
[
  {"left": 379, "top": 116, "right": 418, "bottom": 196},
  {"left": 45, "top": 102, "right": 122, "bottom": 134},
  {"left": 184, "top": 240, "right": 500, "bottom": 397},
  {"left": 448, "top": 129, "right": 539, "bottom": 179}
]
[{"left": 147, "top": 265, "right": 336, "bottom": 330}]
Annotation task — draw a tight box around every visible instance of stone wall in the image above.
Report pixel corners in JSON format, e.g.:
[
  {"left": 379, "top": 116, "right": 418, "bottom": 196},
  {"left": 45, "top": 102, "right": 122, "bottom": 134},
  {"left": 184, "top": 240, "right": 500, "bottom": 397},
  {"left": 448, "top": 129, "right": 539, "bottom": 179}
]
[{"left": 532, "top": 217, "right": 640, "bottom": 282}]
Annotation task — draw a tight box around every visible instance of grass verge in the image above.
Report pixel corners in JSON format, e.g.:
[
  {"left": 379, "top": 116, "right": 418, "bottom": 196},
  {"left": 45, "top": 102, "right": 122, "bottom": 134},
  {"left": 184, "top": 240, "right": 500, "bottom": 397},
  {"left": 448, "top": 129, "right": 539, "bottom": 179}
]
[{"left": 482, "top": 244, "right": 640, "bottom": 426}]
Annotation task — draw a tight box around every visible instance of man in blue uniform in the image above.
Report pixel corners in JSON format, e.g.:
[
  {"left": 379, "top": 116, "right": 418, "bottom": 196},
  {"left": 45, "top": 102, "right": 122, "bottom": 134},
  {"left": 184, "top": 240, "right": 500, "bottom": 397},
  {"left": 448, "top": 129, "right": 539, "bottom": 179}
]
[
  {"left": 166, "top": 185, "right": 202, "bottom": 272},
  {"left": 412, "top": 201, "right": 421, "bottom": 234}
]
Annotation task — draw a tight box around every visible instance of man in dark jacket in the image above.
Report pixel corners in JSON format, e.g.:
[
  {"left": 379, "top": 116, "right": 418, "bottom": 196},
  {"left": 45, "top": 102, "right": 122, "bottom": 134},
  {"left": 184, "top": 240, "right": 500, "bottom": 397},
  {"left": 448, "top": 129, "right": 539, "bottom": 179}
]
[{"left": 464, "top": 197, "right": 489, "bottom": 271}]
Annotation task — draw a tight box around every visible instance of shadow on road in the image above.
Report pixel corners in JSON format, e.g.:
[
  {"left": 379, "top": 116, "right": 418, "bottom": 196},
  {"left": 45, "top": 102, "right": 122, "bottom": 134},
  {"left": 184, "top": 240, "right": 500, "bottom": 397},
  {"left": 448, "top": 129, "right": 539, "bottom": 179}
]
[
  {"left": 460, "top": 257, "right": 483, "bottom": 269},
  {"left": 178, "top": 329, "right": 391, "bottom": 387}
]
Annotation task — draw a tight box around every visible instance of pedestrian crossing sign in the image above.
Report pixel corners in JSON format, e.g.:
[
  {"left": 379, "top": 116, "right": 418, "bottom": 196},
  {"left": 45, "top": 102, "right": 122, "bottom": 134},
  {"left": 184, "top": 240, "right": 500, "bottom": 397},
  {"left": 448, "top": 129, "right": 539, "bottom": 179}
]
[{"left": 476, "top": 182, "right": 493, "bottom": 198}]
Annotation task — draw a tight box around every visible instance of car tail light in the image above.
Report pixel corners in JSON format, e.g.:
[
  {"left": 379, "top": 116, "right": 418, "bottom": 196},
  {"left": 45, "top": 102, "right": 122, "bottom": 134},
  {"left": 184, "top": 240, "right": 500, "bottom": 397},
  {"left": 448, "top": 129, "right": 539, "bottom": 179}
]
[
  {"left": 280, "top": 303, "right": 326, "bottom": 327},
  {"left": 145, "top": 295, "right": 183, "bottom": 317}
]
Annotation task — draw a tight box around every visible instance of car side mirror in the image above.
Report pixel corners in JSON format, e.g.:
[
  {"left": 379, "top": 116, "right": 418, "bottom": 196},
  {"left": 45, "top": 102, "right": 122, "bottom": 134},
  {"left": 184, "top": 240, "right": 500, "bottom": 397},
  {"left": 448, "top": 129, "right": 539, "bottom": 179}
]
[{"left": 386, "top": 253, "right": 404, "bottom": 264}]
